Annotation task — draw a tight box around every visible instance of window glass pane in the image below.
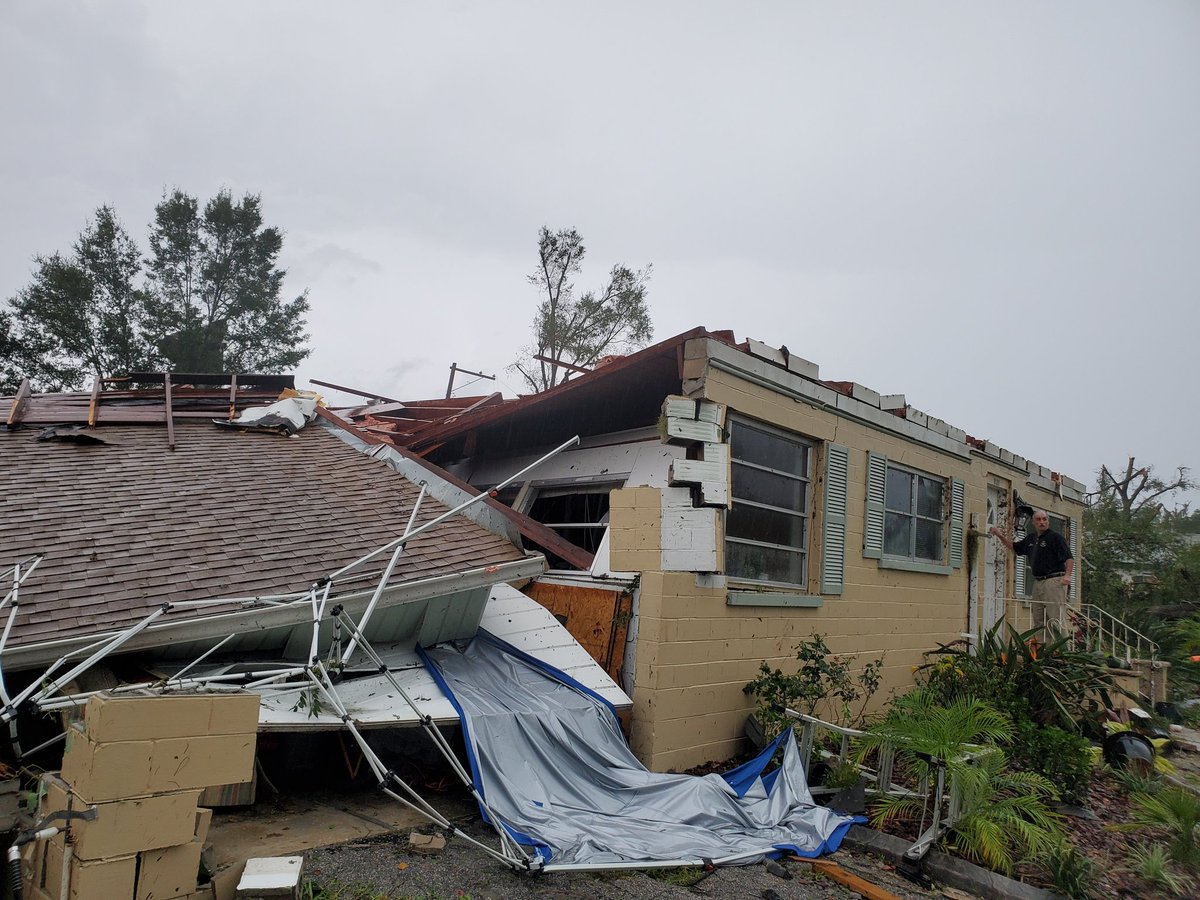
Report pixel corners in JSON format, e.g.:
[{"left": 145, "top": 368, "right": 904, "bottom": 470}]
[
  {"left": 727, "top": 541, "right": 805, "bottom": 585},
  {"left": 727, "top": 503, "right": 806, "bottom": 549},
  {"left": 916, "top": 476, "right": 943, "bottom": 519},
  {"left": 885, "top": 468, "right": 912, "bottom": 513},
  {"left": 884, "top": 512, "right": 911, "bottom": 556},
  {"left": 734, "top": 422, "right": 808, "bottom": 475},
  {"left": 731, "top": 463, "right": 807, "bottom": 511},
  {"left": 915, "top": 520, "right": 943, "bottom": 562}
]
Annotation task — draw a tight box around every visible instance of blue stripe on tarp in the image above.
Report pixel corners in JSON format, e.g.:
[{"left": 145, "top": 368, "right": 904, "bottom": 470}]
[
  {"left": 475, "top": 628, "right": 622, "bottom": 726},
  {"left": 416, "top": 640, "right": 557, "bottom": 862},
  {"left": 719, "top": 728, "right": 792, "bottom": 798},
  {"left": 771, "top": 816, "right": 865, "bottom": 858}
]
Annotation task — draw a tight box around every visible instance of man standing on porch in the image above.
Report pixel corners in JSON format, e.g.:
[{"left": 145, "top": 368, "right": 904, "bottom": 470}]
[{"left": 990, "top": 511, "right": 1074, "bottom": 633}]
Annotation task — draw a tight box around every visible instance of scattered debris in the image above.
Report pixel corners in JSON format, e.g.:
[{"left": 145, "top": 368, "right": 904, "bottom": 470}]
[
  {"left": 409, "top": 832, "right": 447, "bottom": 856},
  {"left": 236, "top": 855, "right": 304, "bottom": 898}
]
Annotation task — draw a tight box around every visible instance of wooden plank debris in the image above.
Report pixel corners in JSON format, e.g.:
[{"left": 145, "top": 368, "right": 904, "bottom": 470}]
[{"left": 803, "top": 858, "right": 902, "bottom": 900}]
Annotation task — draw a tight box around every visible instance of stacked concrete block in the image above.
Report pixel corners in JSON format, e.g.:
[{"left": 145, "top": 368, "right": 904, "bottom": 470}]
[{"left": 24, "top": 692, "right": 259, "bottom": 900}]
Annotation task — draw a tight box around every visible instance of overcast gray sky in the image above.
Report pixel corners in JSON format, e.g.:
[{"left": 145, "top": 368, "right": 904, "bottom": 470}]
[{"left": 2, "top": 2, "right": 1197, "bottom": 502}]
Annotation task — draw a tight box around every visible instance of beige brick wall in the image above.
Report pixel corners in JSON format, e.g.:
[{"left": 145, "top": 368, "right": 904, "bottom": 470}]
[{"left": 622, "top": 363, "right": 1085, "bottom": 772}]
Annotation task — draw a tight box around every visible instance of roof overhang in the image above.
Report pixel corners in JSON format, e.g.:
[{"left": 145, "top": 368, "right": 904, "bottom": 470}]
[{"left": 2, "top": 555, "right": 544, "bottom": 672}]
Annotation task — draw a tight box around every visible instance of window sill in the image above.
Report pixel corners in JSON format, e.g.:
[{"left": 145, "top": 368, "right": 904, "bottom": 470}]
[
  {"left": 878, "top": 557, "right": 951, "bottom": 576},
  {"left": 727, "top": 591, "right": 823, "bottom": 608}
]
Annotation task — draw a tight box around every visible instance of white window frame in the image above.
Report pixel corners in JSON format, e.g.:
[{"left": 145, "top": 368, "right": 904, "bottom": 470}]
[{"left": 884, "top": 462, "right": 947, "bottom": 565}]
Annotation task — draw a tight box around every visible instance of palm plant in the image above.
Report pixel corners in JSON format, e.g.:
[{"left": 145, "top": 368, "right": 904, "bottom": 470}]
[
  {"left": 1128, "top": 843, "right": 1196, "bottom": 896},
  {"left": 858, "top": 691, "right": 1063, "bottom": 875},
  {"left": 1120, "top": 787, "right": 1200, "bottom": 869}
]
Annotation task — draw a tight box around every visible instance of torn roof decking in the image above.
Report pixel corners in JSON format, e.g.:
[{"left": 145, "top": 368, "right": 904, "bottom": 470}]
[
  {"left": 0, "top": 413, "right": 535, "bottom": 665},
  {"left": 318, "top": 408, "right": 596, "bottom": 572},
  {"left": 352, "top": 327, "right": 713, "bottom": 465}
]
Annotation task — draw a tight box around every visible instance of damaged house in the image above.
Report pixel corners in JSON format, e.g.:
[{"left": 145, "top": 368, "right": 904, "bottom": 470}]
[
  {"left": 333, "top": 327, "right": 1098, "bottom": 772},
  {"left": 2, "top": 372, "right": 864, "bottom": 887}
]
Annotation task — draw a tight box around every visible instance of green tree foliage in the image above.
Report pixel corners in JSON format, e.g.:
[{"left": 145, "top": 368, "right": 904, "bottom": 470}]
[
  {"left": 144, "top": 190, "right": 310, "bottom": 373},
  {"left": 1, "top": 192, "right": 310, "bottom": 390},
  {"left": 1084, "top": 457, "right": 1200, "bottom": 693},
  {"left": 0, "top": 308, "right": 21, "bottom": 394},
  {"left": 512, "top": 227, "right": 652, "bottom": 392},
  {"left": 5, "top": 207, "right": 152, "bottom": 389}
]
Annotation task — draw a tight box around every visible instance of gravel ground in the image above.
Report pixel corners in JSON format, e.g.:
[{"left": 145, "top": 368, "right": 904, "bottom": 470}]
[{"left": 305, "top": 794, "right": 953, "bottom": 900}]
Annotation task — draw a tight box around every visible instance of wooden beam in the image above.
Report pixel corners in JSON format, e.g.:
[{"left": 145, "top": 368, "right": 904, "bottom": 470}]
[
  {"left": 803, "top": 859, "right": 901, "bottom": 900},
  {"left": 87, "top": 379, "right": 101, "bottom": 427},
  {"left": 5, "top": 378, "right": 30, "bottom": 426},
  {"left": 532, "top": 354, "right": 591, "bottom": 375},
  {"left": 228, "top": 373, "right": 238, "bottom": 421},
  {"left": 309, "top": 379, "right": 400, "bottom": 404},
  {"left": 164, "top": 373, "right": 175, "bottom": 450}
]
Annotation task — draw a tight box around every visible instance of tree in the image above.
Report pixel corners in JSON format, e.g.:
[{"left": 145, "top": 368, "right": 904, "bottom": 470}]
[
  {"left": 144, "top": 190, "right": 310, "bottom": 373},
  {"left": 0, "top": 308, "right": 21, "bottom": 394},
  {"left": 5, "top": 207, "right": 152, "bottom": 389},
  {"left": 1, "top": 191, "right": 310, "bottom": 391},
  {"left": 511, "top": 227, "right": 652, "bottom": 392},
  {"left": 1093, "top": 456, "right": 1194, "bottom": 520},
  {"left": 1085, "top": 457, "right": 1200, "bottom": 695}
]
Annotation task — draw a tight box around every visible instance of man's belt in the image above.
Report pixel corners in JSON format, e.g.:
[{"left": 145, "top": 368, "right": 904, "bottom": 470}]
[{"left": 1035, "top": 572, "right": 1065, "bottom": 581}]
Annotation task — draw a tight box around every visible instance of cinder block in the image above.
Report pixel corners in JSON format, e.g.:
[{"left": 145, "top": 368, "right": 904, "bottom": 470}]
[
  {"left": 850, "top": 383, "right": 881, "bottom": 407},
  {"left": 746, "top": 339, "right": 786, "bottom": 366},
  {"left": 786, "top": 355, "right": 819, "bottom": 380}
]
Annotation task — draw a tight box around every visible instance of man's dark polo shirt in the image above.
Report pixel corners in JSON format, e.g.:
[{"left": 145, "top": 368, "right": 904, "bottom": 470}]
[{"left": 1013, "top": 529, "right": 1073, "bottom": 577}]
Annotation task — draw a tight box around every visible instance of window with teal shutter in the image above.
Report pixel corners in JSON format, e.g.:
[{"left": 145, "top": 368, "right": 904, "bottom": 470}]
[
  {"left": 865, "top": 452, "right": 958, "bottom": 575},
  {"left": 821, "top": 445, "right": 849, "bottom": 595},
  {"left": 863, "top": 452, "right": 887, "bottom": 559},
  {"left": 950, "top": 479, "right": 965, "bottom": 569}
]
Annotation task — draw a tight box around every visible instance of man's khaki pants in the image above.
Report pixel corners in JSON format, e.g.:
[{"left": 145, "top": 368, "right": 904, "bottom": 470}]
[{"left": 1032, "top": 578, "right": 1070, "bottom": 634}]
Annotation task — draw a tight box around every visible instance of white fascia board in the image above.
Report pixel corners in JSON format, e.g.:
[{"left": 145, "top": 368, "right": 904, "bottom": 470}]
[
  {"left": 702, "top": 340, "right": 970, "bottom": 459},
  {"left": 2, "top": 556, "right": 545, "bottom": 673}
]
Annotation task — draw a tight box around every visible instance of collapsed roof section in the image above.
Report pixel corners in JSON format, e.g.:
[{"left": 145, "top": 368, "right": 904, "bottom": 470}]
[{"left": 0, "top": 377, "right": 545, "bottom": 672}]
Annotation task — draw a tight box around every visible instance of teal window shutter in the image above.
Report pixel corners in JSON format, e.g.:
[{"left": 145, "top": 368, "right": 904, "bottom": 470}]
[
  {"left": 1069, "top": 518, "right": 1078, "bottom": 601},
  {"left": 821, "top": 444, "right": 849, "bottom": 595},
  {"left": 1014, "top": 522, "right": 1027, "bottom": 598},
  {"left": 863, "top": 451, "right": 886, "bottom": 559},
  {"left": 949, "top": 479, "right": 965, "bottom": 569}
]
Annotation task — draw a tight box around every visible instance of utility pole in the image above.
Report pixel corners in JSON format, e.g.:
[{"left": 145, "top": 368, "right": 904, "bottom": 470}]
[{"left": 445, "top": 362, "right": 496, "bottom": 399}]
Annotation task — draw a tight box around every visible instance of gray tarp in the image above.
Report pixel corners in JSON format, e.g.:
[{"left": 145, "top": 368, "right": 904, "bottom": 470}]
[{"left": 422, "top": 631, "right": 857, "bottom": 868}]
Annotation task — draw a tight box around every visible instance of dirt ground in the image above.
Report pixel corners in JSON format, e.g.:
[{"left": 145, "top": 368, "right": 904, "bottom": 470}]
[{"left": 302, "top": 792, "right": 956, "bottom": 900}]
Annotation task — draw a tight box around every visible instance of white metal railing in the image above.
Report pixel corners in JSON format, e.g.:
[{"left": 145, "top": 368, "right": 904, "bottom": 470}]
[
  {"left": 1074, "top": 603, "right": 1159, "bottom": 664},
  {"left": 996, "top": 597, "right": 1161, "bottom": 703},
  {"left": 786, "top": 709, "right": 986, "bottom": 866}
]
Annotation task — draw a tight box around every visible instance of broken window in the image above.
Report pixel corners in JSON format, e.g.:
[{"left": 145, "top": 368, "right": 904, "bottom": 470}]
[
  {"left": 725, "top": 418, "right": 812, "bottom": 587},
  {"left": 884, "top": 464, "right": 945, "bottom": 563},
  {"left": 527, "top": 485, "right": 615, "bottom": 555}
]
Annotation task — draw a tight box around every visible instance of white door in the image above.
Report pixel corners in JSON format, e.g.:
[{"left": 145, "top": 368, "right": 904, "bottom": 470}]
[{"left": 983, "top": 486, "right": 1008, "bottom": 632}]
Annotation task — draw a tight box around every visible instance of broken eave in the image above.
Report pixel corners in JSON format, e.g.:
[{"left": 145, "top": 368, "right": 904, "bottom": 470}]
[{"left": 1, "top": 554, "right": 545, "bottom": 673}]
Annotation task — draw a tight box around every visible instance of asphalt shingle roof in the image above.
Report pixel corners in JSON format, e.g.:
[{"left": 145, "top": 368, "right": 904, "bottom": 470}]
[{"left": 0, "top": 420, "right": 526, "bottom": 649}]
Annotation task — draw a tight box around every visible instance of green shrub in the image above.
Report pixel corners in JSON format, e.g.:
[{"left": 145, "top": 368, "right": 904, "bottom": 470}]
[
  {"left": 744, "top": 633, "right": 883, "bottom": 737},
  {"left": 1008, "top": 718, "right": 1094, "bottom": 806},
  {"left": 918, "top": 623, "right": 1121, "bottom": 731}
]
